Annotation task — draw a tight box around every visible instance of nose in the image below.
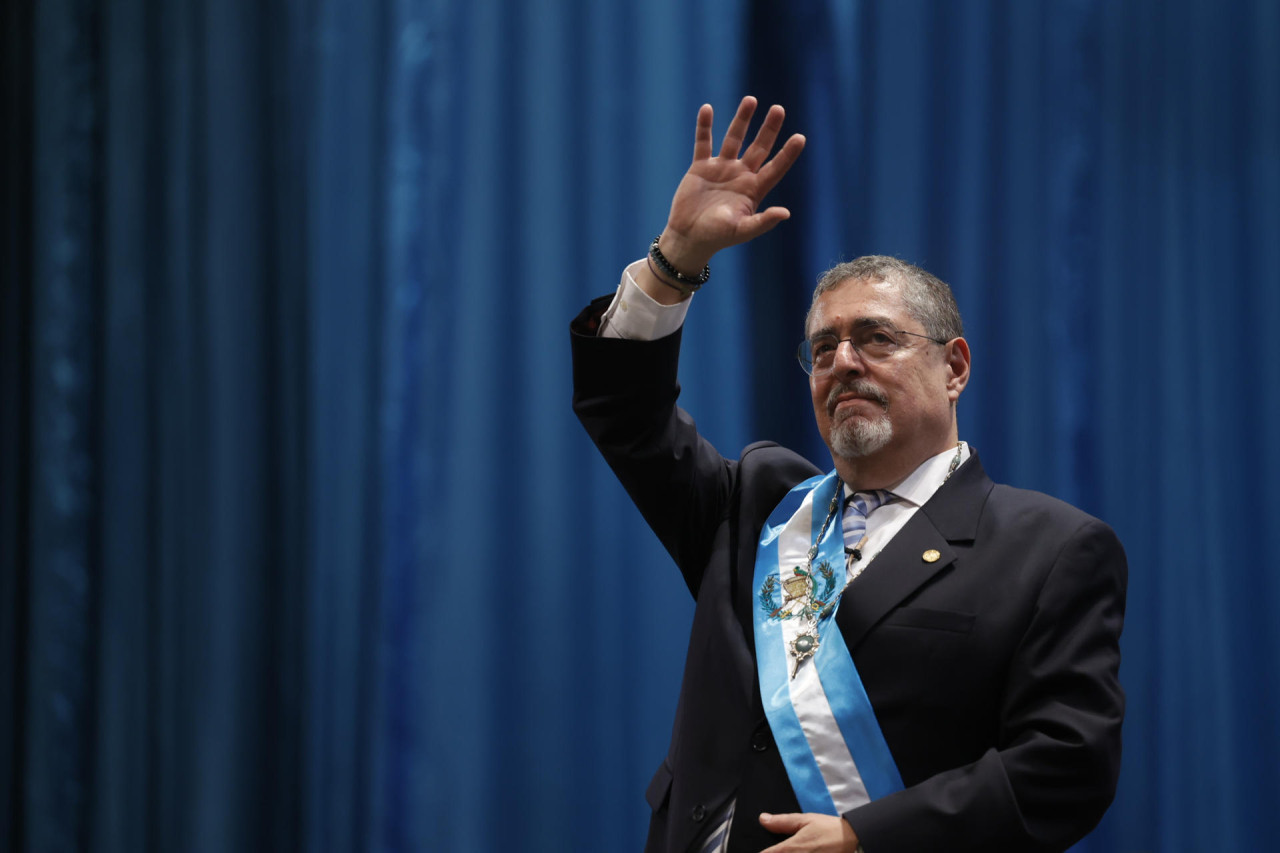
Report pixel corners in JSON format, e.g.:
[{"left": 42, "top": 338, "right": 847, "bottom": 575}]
[{"left": 830, "top": 338, "right": 865, "bottom": 375}]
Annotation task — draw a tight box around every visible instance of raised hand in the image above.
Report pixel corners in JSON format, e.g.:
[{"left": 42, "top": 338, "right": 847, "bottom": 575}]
[{"left": 642, "top": 97, "right": 805, "bottom": 301}]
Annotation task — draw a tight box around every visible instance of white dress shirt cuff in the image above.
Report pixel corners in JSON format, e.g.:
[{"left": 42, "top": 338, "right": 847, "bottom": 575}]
[{"left": 598, "top": 259, "right": 692, "bottom": 340}]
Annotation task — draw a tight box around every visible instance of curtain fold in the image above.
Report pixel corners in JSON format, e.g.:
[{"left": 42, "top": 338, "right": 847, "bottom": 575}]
[{"left": 4, "top": 1, "right": 1278, "bottom": 851}]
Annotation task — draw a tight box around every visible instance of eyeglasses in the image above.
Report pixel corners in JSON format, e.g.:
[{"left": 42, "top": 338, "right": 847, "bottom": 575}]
[{"left": 797, "top": 324, "right": 948, "bottom": 375}]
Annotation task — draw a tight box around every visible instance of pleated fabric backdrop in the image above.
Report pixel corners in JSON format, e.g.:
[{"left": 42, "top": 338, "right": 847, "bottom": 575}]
[{"left": 2, "top": 1, "right": 1277, "bottom": 851}]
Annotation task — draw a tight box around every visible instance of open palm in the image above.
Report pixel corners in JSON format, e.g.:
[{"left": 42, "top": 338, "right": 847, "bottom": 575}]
[{"left": 660, "top": 96, "right": 806, "bottom": 269}]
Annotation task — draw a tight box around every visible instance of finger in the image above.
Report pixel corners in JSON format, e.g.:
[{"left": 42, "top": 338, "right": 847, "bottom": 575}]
[
  {"left": 739, "top": 207, "right": 792, "bottom": 243},
  {"left": 756, "top": 812, "right": 802, "bottom": 853},
  {"left": 740, "top": 104, "right": 786, "bottom": 172},
  {"left": 758, "top": 811, "right": 806, "bottom": 834},
  {"left": 755, "top": 133, "right": 807, "bottom": 194},
  {"left": 718, "top": 95, "right": 759, "bottom": 159},
  {"left": 692, "top": 103, "right": 714, "bottom": 161}
]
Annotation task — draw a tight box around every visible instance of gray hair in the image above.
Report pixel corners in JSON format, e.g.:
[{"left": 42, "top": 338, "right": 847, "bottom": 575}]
[{"left": 805, "top": 255, "right": 964, "bottom": 342}]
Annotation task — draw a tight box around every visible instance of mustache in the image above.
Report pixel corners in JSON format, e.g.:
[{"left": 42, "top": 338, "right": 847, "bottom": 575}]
[{"left": 827, "top": 379, "right": 889, "bottom": 411}]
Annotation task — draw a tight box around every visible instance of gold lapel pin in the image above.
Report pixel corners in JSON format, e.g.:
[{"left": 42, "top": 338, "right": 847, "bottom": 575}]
[{"left": 922, "top": 549, "right": 941, "bottom": 563}]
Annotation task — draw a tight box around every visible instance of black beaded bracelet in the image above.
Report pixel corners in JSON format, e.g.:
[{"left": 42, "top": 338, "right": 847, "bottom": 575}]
[
  {"left": 647, "top": 257, "right": 695, "bottom": 297},
  {"left": 649, "top": 236, "right": 710, "bottom": 289}
]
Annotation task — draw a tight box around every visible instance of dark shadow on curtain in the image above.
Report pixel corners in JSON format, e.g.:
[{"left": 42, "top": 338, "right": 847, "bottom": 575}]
[{"left": 3, "top": 0, "right": 752, "bottom": 851}]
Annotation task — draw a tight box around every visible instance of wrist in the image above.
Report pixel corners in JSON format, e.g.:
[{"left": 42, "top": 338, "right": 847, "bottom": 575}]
[
  {"left": 649, "top": 235, "right": 710, "bottom": 291},
  {"left": 632, "top": 257, "right": 692, "bottom": 306},
  {"left": 656, "top": 230, "right": 713, "bottom": 276}
]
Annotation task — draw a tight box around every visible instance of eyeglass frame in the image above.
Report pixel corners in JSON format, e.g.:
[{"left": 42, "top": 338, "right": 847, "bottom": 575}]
[{"left": 796, "top": 325, "right": 950, "bottom": 375}]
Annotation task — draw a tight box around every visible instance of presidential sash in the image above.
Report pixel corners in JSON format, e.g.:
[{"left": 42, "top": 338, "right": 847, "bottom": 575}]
[{"left": 753, "top": 471, "right": 904, "bottom": 814}]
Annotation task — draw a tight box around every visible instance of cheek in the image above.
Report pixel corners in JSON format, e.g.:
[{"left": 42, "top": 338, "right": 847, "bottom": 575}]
[
  {"left": 810, "top": 379, "right": 830, "bottom": 423},
  {"left": 892, "top": 372, "right": 949, "bottom": 420}
]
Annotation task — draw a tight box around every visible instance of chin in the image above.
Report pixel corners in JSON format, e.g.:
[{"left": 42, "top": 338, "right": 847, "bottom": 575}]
[{"left": 830, "top": 416, "right": 893, "bottom": 458}]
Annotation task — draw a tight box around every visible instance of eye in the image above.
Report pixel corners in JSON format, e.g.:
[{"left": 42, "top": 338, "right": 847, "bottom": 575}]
[
  {"left": 854, "top": 326, "right": 900, "bottom": 357},
  {"left": 811, "top": 337, "right": 838, "bottom": 357}
]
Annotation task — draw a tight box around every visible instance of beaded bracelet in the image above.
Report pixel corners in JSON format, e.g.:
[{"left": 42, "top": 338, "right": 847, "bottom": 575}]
[
  {"left": 649, "top": 235, "right": 710, "bottom": 290},
  {"left": 647, "top": 257, "right": 696, "bottom": 298}
]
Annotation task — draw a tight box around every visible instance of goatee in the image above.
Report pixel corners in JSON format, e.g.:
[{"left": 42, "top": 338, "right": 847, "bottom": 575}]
[
  {"left": 831, "top": 415, "right": 893, "bottom": 458},
  {"left": 828, "top": 380, "right": 892, "bottom": 458}
]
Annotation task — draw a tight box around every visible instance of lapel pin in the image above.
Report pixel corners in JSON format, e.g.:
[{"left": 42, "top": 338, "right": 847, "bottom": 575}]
[{"left": 922, "top": 549, "right": 941, "bottom": 563}]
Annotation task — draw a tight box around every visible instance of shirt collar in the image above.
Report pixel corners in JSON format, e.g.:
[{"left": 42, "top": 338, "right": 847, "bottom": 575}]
[{"left": 845, "top": 441, "right": 970, "bottom": 509}]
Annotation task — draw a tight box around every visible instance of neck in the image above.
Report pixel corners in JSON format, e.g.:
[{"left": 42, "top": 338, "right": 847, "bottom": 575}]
[{"left": 832, "top": 434, "right": 959, "bottom": 491}]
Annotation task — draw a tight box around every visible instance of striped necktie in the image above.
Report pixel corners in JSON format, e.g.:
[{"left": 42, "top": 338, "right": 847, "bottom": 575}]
[{"left": 843, "top": 489, "right": 894, "bottom": 579}]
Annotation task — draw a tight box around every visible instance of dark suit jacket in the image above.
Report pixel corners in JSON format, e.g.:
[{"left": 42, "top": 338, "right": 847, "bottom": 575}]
[{"left": 571, "top": 299, "right": 1127, "bottom": 853}]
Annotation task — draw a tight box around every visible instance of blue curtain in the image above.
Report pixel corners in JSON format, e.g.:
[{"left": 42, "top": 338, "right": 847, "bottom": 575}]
[{"left": 3, "top": 1, "right": 1277, "bottom": 851}]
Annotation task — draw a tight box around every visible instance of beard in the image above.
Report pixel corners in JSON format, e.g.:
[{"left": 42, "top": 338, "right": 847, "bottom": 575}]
[{"left": 827, "top": 380, "right": 892, "bottom": 458}]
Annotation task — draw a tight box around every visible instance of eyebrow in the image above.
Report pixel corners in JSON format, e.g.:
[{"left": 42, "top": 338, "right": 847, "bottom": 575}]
[{"left": 809, "top": 316, "right": 898, "bottom": 340}]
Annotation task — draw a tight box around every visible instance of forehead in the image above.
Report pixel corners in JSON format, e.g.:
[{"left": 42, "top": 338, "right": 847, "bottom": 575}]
[{"left": 807, "top": 277, "right": 911, "bottom": 336}]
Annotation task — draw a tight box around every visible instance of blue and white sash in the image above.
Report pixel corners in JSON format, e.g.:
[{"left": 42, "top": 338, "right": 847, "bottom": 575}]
[{"left": 753, "top": 471, "right": 904, "bottom": 814}]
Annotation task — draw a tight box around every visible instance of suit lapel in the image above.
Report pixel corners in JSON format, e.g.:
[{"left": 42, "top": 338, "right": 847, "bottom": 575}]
[{"left": 835, "top": 453, "right": 994, "bottom": 652}]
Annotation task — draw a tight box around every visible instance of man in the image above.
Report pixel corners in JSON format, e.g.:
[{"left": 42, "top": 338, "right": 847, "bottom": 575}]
[{"left": 571, "top": 97, "right": 1126, "bottom": 853}]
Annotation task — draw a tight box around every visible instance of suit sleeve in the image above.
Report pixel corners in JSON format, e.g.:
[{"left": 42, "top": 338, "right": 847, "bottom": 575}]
[
  {"left": 845, "top": 516, "right": 1128, "bottom": 853},
  {"left": 571, "top": 297, "right": 735, "bottom": 597}
]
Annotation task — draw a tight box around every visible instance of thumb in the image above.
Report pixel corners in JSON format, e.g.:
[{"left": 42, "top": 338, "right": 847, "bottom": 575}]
[
  {"left": 738, "top": 207, "right": 792, "bottom": 243},
  {"left": 759, "top": 811, "right": 806, "bottom": 833}
]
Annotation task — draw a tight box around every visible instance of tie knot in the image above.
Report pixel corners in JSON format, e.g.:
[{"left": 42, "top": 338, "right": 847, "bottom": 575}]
[{"left": 846, "top": 489, "right": 893, "bottom": 520}]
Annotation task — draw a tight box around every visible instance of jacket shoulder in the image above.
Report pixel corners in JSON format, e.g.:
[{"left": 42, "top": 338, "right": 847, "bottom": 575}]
[
  {"left": 984, "top": 482, "right": 1120, "bottom": 538},
  {"left": 738, "top": 441, "right": 822, "bottom": 496}
]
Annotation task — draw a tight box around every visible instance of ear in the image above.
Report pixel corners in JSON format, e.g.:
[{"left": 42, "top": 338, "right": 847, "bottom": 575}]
[{"left": 943, "top": 337, "right": 970, "bottom": 402}]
